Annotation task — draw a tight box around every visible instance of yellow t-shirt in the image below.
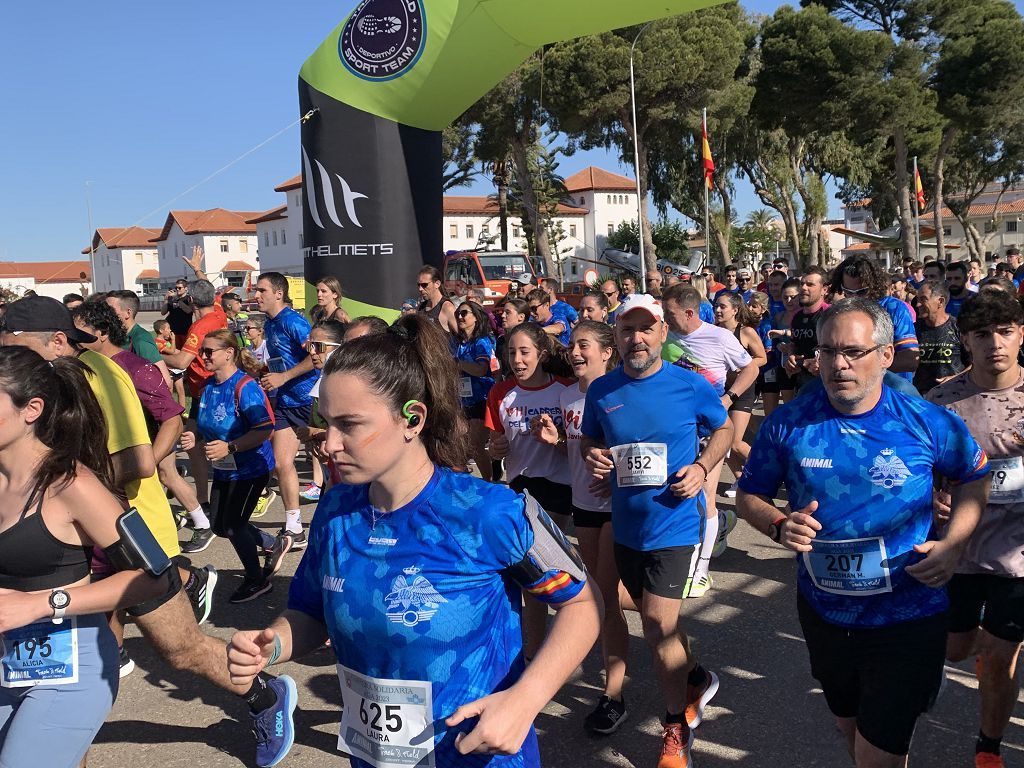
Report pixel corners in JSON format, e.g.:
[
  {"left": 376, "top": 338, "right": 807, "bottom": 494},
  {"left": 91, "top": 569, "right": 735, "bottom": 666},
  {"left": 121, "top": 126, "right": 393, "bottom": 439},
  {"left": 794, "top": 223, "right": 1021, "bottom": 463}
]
[{"left": 80, "top": 350, "right": 180, "bottom": 558}]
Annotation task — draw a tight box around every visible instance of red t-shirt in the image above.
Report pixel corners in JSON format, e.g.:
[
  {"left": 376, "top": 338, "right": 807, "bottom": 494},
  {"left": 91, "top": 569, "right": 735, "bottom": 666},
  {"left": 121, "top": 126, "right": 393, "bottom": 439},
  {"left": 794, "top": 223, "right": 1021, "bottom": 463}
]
[{"left": 182, "top": 309, "right": 227, "bottom": 398}]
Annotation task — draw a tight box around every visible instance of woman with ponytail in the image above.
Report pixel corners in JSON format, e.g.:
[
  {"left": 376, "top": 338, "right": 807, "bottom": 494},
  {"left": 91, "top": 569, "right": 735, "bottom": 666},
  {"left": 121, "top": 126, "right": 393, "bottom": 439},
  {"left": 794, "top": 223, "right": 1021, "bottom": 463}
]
[
  {"left": 0, "top": 346, "right": 163, "bottom": 768},
  {"left": 228, "top": 313, "right": 600, "bottom": 767}
]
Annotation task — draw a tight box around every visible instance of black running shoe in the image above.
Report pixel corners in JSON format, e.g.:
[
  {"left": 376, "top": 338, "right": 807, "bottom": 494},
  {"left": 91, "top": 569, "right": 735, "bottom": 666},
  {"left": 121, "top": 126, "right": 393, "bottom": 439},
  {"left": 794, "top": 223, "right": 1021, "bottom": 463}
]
[
  {"left": 263, "top": 533, "right": 293, "bottom": 578},
  {"left": 277, "top": 529, "right": 306, "bottom": 552},
  {"left": 184, "top": 564, "right": 217, "bottom": 625},
  {"left": 119, "top": 645, "right": 135, "bottom": 678},
  {"left": 182, "top": 527, "right": 215, "bottom": 553},
  {"left": 584, "top": 695, "right": 628, "bottom": 735},
  {"left": 230, "top": 577, "right": 273, "bottom": 604}
]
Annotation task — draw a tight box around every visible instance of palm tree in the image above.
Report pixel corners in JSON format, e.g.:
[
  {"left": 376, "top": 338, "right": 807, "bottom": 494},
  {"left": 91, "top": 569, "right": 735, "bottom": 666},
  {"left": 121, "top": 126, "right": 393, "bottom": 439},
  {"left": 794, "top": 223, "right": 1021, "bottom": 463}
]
[{"left": 745, "top": 208, "right": 775, "bottom": 230}]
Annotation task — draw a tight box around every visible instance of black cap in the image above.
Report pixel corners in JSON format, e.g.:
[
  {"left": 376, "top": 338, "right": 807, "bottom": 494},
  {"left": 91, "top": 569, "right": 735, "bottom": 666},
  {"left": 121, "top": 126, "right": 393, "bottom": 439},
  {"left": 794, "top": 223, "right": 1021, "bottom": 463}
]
[{"left": 3, "top": 296, "right": 97, "bottom": 343}]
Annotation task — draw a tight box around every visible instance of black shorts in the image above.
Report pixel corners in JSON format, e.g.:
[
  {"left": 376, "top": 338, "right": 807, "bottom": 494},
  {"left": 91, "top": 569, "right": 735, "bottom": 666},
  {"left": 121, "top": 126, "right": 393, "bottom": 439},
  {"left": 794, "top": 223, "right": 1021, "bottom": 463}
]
[
  {"left": 274, "top": 403, "right": 311, "bottom": 431},
  {"left": 572, "top": 503, "right": 612, "bottom": 529},
  {"left": 797, "top": 594, "right": 947, "bottom": 756},
  {"left": 728, "top": 384, "right": 756, "bottom": 414},
  {"left": 614, "top": 543, "right": 700, "bottom": 601},
  {"left": 509, "top": 475, "right": 571, "bottom": 517},
  {"left": 463, "top": 401, "right": 486, "bottom": 421},
  {"left": 187, "top": 397, "right": 200, "bottom": 422},
  {"left": 947, "top": 573, "right": 1024, "bottom": 644},
  {"left": 757, "top": 366, "right": 785, "bottom": 394}
]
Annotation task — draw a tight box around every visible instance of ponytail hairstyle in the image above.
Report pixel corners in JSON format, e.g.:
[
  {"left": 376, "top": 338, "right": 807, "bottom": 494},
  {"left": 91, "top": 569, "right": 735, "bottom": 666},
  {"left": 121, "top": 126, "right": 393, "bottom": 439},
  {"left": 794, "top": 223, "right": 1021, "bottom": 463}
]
[
  {"left": 505, "top": 322, "right": 574, "bottom": 378},
  {"left": 0, "top": 347, "right": 118, "bottom": 503},
  {"left": 571, "top": 320, "right": 619, "bottom": 371},
  {"left": 322, "top": 312, "right": 468, "bottom": 469},
  {"left": 717, "top": 291, "right": 756, "bottom": 328},
  {"left": 204, "top": 328, "right": 263, "bottom": 378}
]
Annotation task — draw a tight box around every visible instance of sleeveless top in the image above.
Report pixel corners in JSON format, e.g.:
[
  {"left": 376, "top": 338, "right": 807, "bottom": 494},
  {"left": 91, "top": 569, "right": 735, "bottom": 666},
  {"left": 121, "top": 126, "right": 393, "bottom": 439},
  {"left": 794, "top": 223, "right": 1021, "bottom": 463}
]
[
  {"left": 423, "top": 298, "right": 453, "bottom": 327},
  {"left": 0, "top": 493, "right": 91, "bottom": 591}
]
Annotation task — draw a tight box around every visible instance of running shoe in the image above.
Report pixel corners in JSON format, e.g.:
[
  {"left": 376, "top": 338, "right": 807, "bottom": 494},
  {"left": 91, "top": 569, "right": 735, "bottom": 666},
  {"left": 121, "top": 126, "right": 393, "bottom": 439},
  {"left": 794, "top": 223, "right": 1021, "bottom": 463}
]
[
  {"left": 685, "top": 668, "right": 720, "bottom": 729},
  {"left": 174, "top": 511, "right": 192, "bottom": 531},
  {"left": 657, "top": 722, "right": 694, "bottom": 768},
  {"left": 119, "top": 646, "right": 135, "bottom": 678},
  {"left": 583, "top": 695, "right": 628, "bottom": 734},
  {"left": 299, "top": 483, "right": 321, "bottom": 502},
  {"left": 682, "top": 574, "right": 712, "bottom": 599},
  {"left": 278, "top": 529, "right": 306, "bottom": 552},
  {"left": 251, "top": 489, "right": 277, "bottom": 519},
  {"left": 185, "top": 564, "right": 218, "bottom": 626},
  {"left": 976, "top": 753, "right": 1004, "bottom": 768},
  {"left": 712, "top": 510, "right": 737, "bottom": 558},
  {"left": 230, "top": 577, "right": 273, "bottom": 604},
  {"left": 252, "top": 675, "right": 298, "bottom": 768},
  {"left": 182, "top": 527, "right": 215, "bottom": 554},
  {"left": 264, "top": 533, "right": 294, "bottom": 578},
  {"left": 723, "top": 480, "right": 738, "bottom": 498}
]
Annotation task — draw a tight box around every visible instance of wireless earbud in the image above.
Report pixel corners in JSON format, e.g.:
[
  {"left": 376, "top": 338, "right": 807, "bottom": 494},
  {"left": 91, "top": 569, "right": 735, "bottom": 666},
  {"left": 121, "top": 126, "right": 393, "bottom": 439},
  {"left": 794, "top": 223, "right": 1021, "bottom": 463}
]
[{"left": 402, "top": 400, "right": 422, "bottom": 428}]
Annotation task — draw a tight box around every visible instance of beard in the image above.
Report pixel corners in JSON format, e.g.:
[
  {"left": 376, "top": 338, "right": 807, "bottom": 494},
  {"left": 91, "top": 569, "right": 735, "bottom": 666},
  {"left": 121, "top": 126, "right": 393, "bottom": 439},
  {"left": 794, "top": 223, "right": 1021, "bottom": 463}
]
[{"left": 624, "top": 345, "right": 658, "bottom": 374}]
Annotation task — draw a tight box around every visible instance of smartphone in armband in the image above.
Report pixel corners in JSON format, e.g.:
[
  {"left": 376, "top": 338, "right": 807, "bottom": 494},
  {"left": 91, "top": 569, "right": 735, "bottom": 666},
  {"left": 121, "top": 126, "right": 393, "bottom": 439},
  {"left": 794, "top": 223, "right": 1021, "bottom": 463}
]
[{"left": 115, "top": 508, "right": 173, "bottom": 577}]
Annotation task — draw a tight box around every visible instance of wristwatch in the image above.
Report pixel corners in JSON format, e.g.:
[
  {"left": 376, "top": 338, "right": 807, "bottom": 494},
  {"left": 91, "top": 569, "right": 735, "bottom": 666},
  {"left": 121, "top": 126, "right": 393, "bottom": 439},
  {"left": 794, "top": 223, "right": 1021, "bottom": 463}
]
[
  {"left": 767, "top": 517, "right": 786, "bottom": 543},
  {"left": 725, "top": 390, "right": 738, "bottom": 403},
  {"left": 227, "top": 442, "right": 238, "bottom": 455},
  {"left": 49, "top": 589, "right": 70, "bottom": 625}
]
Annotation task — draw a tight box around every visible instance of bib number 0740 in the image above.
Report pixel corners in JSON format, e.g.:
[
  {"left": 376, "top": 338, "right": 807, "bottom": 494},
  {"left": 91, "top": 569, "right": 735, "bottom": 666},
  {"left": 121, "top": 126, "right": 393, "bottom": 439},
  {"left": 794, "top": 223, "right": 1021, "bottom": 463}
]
[{"left": 359, "top": 698, "right": 403, "bottom": 734}]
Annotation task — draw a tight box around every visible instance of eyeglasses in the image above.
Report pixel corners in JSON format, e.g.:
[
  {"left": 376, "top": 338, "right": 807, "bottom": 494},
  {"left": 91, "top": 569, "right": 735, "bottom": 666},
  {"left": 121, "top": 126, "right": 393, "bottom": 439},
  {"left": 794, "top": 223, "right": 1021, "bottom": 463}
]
[
  {"left": 417, "top": 282, "right": 431, "bottom": 289},
  {"left": 455, "top": 310, "right": 472, "bottom": 318},
  {"left": 738, "top": 278, "right": 751, "bottom": 283},
  {"left": 528, "top": 305, "right": 541, "bottom": 313},
  {"left": 814, "top": 344, "right": 884, "bottom": 363},
  {"left": 843, "top": 285, "right": 869, "bottom": 295},
  {"left": 602, "top": 291, "right": 617, "bottom": 297},
  {"left": 245, "top": 326, "right": 259, "bottom": 332},
  {"left": 199, "top": 347, "right": 223, "bottom": 358},
  {"left": 307, "top": 340, "right": 341, "bottom": 354}
]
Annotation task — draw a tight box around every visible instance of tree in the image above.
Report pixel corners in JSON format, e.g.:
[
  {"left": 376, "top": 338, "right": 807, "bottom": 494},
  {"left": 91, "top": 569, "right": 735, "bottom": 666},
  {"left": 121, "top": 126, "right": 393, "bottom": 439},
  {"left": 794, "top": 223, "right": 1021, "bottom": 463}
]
[
  {"left": 606, "top": 217, "right": 691, "bottom": 262},
  {"left": 543, "top": 5, "right": 748, "bottom": 272},
  {"left": 441, "top": 121, "right": 478, "bottom": 192},
  {"left": 745, "top": 209, "right": 775, "bottom": 231}
]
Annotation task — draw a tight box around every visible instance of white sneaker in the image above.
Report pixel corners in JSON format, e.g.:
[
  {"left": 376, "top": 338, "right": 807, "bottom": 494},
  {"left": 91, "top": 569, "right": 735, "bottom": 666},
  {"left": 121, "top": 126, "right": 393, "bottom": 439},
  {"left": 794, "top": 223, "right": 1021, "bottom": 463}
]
[{"left": 724, "top": 480, "right": 738, "bottom": 498}]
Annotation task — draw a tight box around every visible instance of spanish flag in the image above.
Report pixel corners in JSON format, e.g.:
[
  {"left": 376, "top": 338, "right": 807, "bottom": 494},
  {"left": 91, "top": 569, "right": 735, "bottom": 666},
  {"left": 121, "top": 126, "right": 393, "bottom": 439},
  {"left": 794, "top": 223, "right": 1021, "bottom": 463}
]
[
  {"left": 702, "top": 114, "right": 715, "bottom": 190},
  {"left": 915, "top": 167, "right": 926, "bottom": 213}
]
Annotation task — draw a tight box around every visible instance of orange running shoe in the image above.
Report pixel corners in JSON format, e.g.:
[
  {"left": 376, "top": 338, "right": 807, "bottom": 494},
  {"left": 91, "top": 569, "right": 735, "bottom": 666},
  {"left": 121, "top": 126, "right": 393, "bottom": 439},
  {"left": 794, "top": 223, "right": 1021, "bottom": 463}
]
[
  {"left": 657, "top": 722, "right": 694, "bottom": 768},
  {"left": 975, "top": 752, "right": 1004, "bottom": 768},
  {"left": 685, "top": 669, "right": 720, "bottom": 729}
]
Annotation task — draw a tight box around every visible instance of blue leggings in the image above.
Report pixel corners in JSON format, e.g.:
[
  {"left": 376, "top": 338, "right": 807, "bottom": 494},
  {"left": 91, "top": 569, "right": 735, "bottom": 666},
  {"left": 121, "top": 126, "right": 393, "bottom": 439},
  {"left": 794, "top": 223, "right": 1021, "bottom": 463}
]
[{"left": 0, "top": 613, "right": 118, "bottom": 768}]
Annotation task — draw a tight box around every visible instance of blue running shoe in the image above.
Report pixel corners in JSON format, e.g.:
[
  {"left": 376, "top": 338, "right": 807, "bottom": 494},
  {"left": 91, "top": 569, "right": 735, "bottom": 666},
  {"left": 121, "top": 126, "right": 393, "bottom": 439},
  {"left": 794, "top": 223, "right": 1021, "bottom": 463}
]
[{"left": 252, "top": 675, "right": 297, "bottom": 767}]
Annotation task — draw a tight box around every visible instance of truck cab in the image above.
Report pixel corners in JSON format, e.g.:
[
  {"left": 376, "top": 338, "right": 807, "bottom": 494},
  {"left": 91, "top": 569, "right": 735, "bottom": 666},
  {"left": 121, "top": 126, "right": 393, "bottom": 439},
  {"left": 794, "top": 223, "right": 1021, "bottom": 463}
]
[{"left": 443, "top": 250, "right": 537, "bottom": 306}]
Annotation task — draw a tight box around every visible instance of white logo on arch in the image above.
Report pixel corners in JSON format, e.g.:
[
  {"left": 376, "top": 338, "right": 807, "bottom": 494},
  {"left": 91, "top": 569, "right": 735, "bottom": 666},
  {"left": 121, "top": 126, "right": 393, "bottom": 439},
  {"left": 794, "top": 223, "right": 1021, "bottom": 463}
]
[{"left": 301, "top": 146, "right": 368, "bottom": 230}]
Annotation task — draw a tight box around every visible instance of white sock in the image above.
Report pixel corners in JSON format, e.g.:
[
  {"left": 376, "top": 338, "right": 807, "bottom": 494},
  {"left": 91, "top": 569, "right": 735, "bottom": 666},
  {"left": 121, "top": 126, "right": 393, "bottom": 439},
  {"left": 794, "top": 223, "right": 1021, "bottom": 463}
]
[
  {"left": 259, "top": 529, "right": 277, "bottom": 549},
  {"left": 189, "top": 506, "right": 211, "bottom": 530},
  {"left": 285, "top": 509, "right": 303, "bottom": 534},
  {"left": 695, "top": 512, "right": 720, "bottom": 577}
]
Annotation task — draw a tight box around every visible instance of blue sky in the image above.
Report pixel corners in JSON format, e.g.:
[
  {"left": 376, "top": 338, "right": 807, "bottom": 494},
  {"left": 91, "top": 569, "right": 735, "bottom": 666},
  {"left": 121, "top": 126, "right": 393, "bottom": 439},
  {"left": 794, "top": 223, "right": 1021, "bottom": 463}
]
[{"left": 0, "top": 0, "right": 1016, "bottom": 263}]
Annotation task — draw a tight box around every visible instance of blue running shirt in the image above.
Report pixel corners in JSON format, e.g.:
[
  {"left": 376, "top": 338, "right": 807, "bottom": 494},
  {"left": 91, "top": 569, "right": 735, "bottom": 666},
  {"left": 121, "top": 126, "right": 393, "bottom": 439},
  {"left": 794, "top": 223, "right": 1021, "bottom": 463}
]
[
  {"left": 288, "top": 468, "right": 584, "bottom": 768},
  {"left": 263, "top": 306, "right": 318, "bottom": 408},
  {"left": 878, "top": 295, "right": 918, "bottom": 382},
  {"left": 581, "top": 363, "right": 728, "bottom": 550},
  {"left": 451, "top": 336, "right": 496, "bottom": 406},
  {"left": 196, "top": 370, "right": 275, "bottom": 481},
  {"left": 739, "top": 385, "right": 988, "bottom": 628}
]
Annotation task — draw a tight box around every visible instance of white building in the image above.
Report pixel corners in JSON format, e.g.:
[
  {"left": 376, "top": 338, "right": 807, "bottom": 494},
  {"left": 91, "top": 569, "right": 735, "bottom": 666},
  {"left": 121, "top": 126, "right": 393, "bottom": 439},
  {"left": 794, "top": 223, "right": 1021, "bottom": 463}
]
[
  {"left": 82, "top": 227, "right": 161, "bottom": 295},
  {"left": 153, "top": 209, "right": 261, "bottom": 291},
  {"left": 247, "top": 174, "right": 305, "bottom": 276},
  {"left": 0, "top": 261, "right": 91, "bottom": 301},
  {"left": 562, "top": 167, "right": 640, "bottom": 277}
]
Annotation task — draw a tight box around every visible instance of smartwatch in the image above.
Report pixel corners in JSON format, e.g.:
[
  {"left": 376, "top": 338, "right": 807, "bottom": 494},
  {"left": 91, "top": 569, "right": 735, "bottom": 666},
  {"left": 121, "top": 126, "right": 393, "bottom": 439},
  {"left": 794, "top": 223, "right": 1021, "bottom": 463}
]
[
  {"left": 767, "top": 517, "right": 786, "bottom": 543},
  {"left": 49, "top": 589, "right": 70, "bottom": 625},
  {"left": 227, "top": 442, "right": 238, "bottom": 455},
  {"left": 725, "top": 390, "right": 738, "bottom": 403}
]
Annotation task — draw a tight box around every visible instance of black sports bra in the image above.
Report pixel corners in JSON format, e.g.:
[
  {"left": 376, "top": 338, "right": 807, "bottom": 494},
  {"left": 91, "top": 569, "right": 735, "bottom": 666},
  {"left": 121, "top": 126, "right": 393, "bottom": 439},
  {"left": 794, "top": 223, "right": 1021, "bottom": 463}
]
[{"left": 0, "top": 493, "right": 91, "bottom": 591}]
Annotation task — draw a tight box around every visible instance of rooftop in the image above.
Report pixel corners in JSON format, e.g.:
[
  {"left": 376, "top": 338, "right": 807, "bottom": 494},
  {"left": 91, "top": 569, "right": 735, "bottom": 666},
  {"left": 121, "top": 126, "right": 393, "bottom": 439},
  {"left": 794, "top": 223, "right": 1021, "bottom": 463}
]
[
  {"left": 82, "top": 226, "right": 161, "bottom": 254},
  {"left": 564, "top": 166, "right": 636, "bottom": 192},
  {"left": 151, "top": 209, "right": 263, "bottom": 242}
]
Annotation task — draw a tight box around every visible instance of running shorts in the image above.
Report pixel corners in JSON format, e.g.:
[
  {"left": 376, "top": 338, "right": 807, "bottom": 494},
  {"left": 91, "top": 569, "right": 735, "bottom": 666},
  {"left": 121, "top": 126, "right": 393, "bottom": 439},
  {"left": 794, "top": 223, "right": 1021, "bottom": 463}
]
[
  {"left": 797, "top": 593, "right": 946, "bottom": 756},
  {"left": 614, "top": 543, "right": 700, "bottom": 601},
  {"left": 947, "top": 573, "right": 1024, "bottom": 644}
]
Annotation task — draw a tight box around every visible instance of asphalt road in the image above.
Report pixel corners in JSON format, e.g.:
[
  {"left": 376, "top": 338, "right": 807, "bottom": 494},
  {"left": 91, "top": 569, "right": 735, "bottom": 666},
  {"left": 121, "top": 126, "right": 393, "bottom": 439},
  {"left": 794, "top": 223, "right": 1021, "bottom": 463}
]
[{"left": 88, "top": 449, "right": 1023, "bottom": 768}]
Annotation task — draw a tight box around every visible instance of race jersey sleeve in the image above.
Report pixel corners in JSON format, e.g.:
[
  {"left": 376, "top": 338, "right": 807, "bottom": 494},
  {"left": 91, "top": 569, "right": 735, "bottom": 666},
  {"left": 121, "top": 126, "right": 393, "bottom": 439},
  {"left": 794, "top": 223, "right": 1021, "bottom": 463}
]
[
  {"left": 738, "top": 410, "right": 789, "bottom": 498},
  {"left": 239, "top": 377, "right": 275, "bottom": 430},
  {"left": 474, "top": 488, "right": 586, "bottom": 606},
  {"left": 886, "top": 297, "right": 919, "bottom": 351},
  {"left": 930, "top": 406, "right": 989, "bottom": 485},
  {"left": 483, "top": 380, "right": 510, "bottom": 432},
  {"left": 470, "top": 337, "right": 493, "bottom": 365}
]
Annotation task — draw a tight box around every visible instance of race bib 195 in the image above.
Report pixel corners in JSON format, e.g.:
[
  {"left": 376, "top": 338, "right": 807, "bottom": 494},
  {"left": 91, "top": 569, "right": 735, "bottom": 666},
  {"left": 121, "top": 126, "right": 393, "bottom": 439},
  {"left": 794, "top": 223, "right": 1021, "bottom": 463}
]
[{"left": 1, "top": 618, "right": 78, "bottom": 687}]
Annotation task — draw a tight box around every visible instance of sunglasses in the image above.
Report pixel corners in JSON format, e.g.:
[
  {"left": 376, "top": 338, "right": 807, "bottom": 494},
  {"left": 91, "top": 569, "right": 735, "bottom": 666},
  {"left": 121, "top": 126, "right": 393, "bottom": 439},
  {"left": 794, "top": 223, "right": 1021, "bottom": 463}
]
[
  {"left": 245, "top": 326, "right": 259, "bottom": 332},
  {"left": 308, "top": 340, "right": 341, "bottom": 354},
  {"left": 455, "top": 310, "right": 472, "bottom": 318},
  {"left": 602, "top": 291, "right": 617, "bottom": 297},
  {"left": 417, "top": 282, "right": 431, "bottom": 289},
  {"left": 199, "top": 347, "right": 223, "bottom": 358}
]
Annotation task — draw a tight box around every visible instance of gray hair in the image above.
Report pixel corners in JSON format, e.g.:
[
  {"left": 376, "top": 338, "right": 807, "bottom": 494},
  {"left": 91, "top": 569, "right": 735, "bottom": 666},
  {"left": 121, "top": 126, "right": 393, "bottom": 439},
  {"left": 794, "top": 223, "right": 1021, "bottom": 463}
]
[
  {"left": 187, "top": 279, "right": 216, "bottom": 308},
  {"left": 816, "top": 298, "right": 894, "bottom": 347},
  {"left": 919, "top": 279, "right": 949, "bottom": 303}
]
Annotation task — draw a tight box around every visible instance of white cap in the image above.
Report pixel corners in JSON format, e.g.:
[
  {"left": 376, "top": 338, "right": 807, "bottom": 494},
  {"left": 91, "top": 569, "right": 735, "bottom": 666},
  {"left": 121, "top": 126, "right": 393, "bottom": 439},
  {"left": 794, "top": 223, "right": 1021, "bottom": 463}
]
[
  {"left": 617, "top": 293, "right": 664, "bottom": 322},
  {"left": 516, "top": 273, "right": 533, "bottom": 285},
  {"left": 737, "top": 267, "right": 753, "bottom": 278}
]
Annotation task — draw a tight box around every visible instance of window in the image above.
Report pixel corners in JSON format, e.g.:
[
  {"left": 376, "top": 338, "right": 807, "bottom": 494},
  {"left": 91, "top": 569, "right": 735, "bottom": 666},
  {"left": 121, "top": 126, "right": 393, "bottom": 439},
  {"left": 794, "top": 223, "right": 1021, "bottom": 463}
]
[
  {"left": 219, "top": 239, "right": 229, "bottom": 253},
  {"left": 607, "top": 195, "right": 612, "bottom": 204},
  {"left": 569, "top": 224, "right": 577, "bottom": 238},
  {"left": 607, "top": 222, "right": 615, "bottom": 235},
  {"left": 272, "top": 231, "right": 278, "bottom": 246},
  {"left": 300, "top": 232, "right": 304, "bottom": 247},
  {"left": 174, "top": 242, "right": 179, "bottom": 258},
  {"left": 481, "top": 224, "right": 490, "bottom": 235},
  {"left": 1008, "top": 221, "right": 1018, "bottom": 233},
  {"left": 943, "top": 227, "right": 952, "bottom": 237},
  {"left": 265, "top": 232, "right": 270, "bottom": 247},
  {"left": 465, "top": 224, "right": 474, "bottom": 239},
  {"left": 281, "top": 230, "right": 286, "bottom": 245},
  {"left": 240, "top": 239, "right": 248, "bottom": 253},
  {"left": 579, "top": 196, "right": 585, "bottom": 205},
  {"left": 513, "top": 226, "right": 521, "bottom": 237},
  {"left": 294, "top": 193, "right": 302, "bottom": 208},
  {"left": 449, "top": 224, "right": 458, "bottom": 238},
  {"left": 135, "top": 252, "right": 143, "bottom": 264}
]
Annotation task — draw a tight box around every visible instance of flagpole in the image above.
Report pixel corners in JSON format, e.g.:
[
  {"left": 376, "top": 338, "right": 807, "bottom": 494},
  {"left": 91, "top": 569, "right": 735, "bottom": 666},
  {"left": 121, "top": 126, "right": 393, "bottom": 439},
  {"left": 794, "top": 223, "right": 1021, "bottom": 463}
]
[
  {"left": 913, "top": 156, "right": 921, "bottom": 263},
  {"left": 703, "top": 108, "right": 711, "bottom": 269}
]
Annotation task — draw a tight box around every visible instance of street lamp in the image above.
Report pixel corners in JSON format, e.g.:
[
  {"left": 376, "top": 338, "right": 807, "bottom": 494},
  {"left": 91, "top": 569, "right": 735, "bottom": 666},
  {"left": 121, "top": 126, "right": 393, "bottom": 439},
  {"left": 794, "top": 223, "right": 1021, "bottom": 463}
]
[{"left": 630, "top": 21, "right": 653, "bottom": 293}]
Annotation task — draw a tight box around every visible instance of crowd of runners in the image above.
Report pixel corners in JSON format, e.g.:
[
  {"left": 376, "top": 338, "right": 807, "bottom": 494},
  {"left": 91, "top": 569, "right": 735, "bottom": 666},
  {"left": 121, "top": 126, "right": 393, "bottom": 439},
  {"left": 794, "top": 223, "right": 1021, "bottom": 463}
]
[{"left": 0, "top": 246, "right": 1020, "bottom": 768}]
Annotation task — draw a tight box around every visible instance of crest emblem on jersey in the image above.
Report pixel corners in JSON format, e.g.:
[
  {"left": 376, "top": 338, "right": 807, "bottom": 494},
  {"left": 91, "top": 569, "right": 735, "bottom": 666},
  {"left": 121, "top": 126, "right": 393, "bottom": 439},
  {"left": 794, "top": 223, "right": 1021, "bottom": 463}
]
[
  {"left": 213, "top": 403, "right": 228, "bottom": 423},
  {"left": 868, "top": 448, "right": 911, "bottom": 489},
  {"left": 385, "top": 566, "right": 446, "bottom": 627}
]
